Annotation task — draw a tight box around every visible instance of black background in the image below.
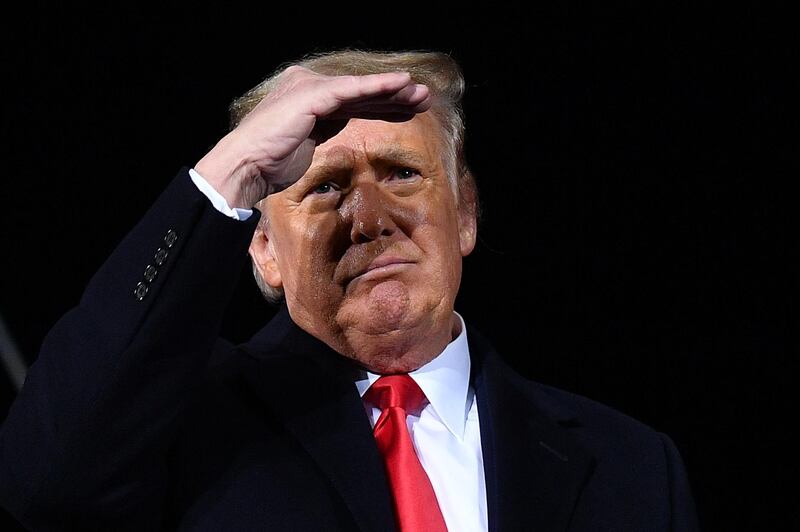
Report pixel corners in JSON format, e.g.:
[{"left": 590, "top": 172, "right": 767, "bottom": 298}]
[{"left": 1, "top": 4, "right": 794, "bottom": 530}]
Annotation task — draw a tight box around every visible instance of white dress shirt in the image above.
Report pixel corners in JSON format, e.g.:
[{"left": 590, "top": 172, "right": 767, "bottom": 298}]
[
  {"left": 190, "top": 168, "right": 488, "bottom": 531},
  {"left": 188, "top": 168, "right": 254, "bottom": 221},
  {"left": 355, "top": 312, "right": 488, "bottom": 532}
]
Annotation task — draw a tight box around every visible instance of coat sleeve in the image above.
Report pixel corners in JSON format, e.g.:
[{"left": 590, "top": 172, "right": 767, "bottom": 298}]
[
  {"left": 0, "top": 168, "right": 261, "bottom": 530},
  {"left": 660, "top": 433, "right": 701, "bottom": 532}
]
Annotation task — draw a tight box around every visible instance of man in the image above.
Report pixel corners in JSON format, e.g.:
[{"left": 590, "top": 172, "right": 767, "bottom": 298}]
[{"left": 0, "top": 49, "right": 698, "bottom": 530}]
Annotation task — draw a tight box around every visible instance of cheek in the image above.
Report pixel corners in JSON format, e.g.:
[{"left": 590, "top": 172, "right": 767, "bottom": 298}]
[
  {"left": 410, "top": 191, "right": 463, "bottom": 249},
  {"left": 408, "top": 206, "right": 464, "bottom": 286},
  {"left": 277, "top": 213, "right": 343, "bottom": 293}
]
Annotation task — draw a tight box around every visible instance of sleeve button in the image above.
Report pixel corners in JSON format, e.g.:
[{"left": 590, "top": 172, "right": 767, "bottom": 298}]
[
  {"left": 134, "top": 282, "right": 149, "bottom": 301},
  {"left": 143, "top": 265, "right": 158, "bottom": 282},
  {"left": 154, "top": 248, "right": 169, "bottom": 265},
  {"left": 164, "top": 230, "right": 178, "bottom": 248}
]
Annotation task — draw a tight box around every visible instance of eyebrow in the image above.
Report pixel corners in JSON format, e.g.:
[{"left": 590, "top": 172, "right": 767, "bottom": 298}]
[
  {"left": 311, "top": 147, "right": 430, "bottom": 174},
  {"left": 368, "top": 147, "right": 430, "bottom": 168}
]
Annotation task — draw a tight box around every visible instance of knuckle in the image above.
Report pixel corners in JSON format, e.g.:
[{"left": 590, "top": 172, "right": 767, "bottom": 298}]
[
  {"left": 342, "top": 75, "right": 361, "bottom": 88},
  {"left": 329, "top": 75, "right": 365, "bottom": 99},
  {"left": 278, "top": 65, "right": 313, "bottom": 85},
  {"left": 282, "top": 64, "right": 306, "bottom": 76}
]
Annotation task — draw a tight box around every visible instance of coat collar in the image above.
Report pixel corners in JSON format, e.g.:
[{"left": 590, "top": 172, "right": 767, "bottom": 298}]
[
  {"left": 467, "top": 324, "right": 597, "bottom": 532},
  {"left": 240, "top": 303, "right": 397, "bottom": 532},
  {"left": 239, "top": 304, "right": 596, "bottom": 532}
]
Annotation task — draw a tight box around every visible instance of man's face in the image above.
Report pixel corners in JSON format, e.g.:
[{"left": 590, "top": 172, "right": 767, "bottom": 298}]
[{"left": 251, "top": 112, "right": 476, "bottom": 371}]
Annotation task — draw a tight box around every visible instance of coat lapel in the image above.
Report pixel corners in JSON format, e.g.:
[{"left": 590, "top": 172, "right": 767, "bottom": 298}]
[
  {"left": 239, "top": 304, "right": 396, "bottom": 532},
  {"left": 469, "top": 326, "right": 597, "bottom": 532},
  {"left": 237, "top": 306, "right": 595, "bottom": 532}
]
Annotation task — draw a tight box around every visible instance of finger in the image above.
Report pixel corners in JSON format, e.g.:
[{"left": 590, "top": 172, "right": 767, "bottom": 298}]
[
  {"left": 383, "top": 83, "right": 430, "bottom": 106},
  {"left": 335, "top": 82, "right": 430, "bottom": 108},
  {"left": 323, "top": 111, "right": 418, "bottom": 123},
  {"left": 331, "top": 71, "right": 415, "bottom": 100},
  {"left": 328, "top": 86, "right": 432, "bottom": 115},
  {"left": 308, "top": 72, "right": 420, "bottom": 116}
]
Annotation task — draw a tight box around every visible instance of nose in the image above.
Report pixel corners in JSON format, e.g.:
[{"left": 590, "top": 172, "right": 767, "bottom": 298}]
[{"left": 343, "top": 183, "right": 396, "bottom": 244}]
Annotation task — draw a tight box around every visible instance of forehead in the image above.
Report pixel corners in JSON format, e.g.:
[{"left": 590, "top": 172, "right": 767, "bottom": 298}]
[{"left": 309, "top": 112, "right": 445, "bottom": 170}]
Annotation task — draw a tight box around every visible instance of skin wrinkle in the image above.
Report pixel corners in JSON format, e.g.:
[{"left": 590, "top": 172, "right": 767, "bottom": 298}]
[{"left": 251, "top": 112, "right": 476, "bottom": 373}]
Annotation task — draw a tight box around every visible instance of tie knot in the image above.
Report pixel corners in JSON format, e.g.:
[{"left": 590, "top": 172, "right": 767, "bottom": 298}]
[{"left": 365, "top": 375, "right": 427, "bottom": 416}]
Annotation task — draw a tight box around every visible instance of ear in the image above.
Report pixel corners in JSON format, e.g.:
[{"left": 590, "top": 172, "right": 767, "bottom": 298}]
[
  {"left": 249, "top": 224, "right": 283, "bottom": 289},
  {"left": 458, "top": 205, "right": 477, "bottom": 257}
]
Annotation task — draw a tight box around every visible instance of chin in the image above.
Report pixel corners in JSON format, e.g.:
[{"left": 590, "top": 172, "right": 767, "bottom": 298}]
[{"left": 347, "top": 279, "right": 415, "bottom": 332}]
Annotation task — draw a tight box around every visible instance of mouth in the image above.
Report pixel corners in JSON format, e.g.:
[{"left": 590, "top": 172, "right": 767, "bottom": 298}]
[{"left": 350, "top": 256, "right": 416, "bottom": 283}]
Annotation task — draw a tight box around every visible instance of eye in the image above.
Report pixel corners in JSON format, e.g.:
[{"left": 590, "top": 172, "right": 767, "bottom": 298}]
[
  {"left": 391, "top": 167, "right": 421, "bottom": 181},
  {"left": 310, "top": 182, "right": 338, "bottom": 195}
]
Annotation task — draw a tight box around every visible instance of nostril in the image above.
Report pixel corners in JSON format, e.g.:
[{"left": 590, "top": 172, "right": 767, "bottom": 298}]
[
  {"left": 380, "top": 223, "right": 394, "bottom": 237},
  {"left": 350, "top": 215, "right": 395, "bottom": 243}
]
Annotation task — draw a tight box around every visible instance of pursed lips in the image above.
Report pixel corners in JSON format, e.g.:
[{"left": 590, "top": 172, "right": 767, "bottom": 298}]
[{"left": 351, "top": 255, "right": 416, "bottom": 283}]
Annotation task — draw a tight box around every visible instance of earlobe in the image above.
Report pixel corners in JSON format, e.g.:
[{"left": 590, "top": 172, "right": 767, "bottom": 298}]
[
  {"left": 458, "top": 209, "right": 477, "bottom": 257},
  {"left": 249, "top": 226, "right": 283, "bottom": 289}
]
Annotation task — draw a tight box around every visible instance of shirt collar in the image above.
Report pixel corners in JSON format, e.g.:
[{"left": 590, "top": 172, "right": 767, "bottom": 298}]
[{"left": 355, "top": 311, "right": 472, "bottom": 440}]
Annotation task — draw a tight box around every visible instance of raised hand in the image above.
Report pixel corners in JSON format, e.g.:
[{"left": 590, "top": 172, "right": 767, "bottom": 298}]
[{"left": 195, "top": 66, "right": 431, "bottom": 209}]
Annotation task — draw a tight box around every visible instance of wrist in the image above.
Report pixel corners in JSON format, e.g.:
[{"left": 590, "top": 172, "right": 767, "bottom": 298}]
[{"left": 195, "top": 138, "right": 263, "bottom": 209}]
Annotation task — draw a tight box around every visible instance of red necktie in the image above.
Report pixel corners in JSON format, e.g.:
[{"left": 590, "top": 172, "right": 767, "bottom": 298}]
[{"left": 364, "top": 375, "right": 448, "bottom": 532}]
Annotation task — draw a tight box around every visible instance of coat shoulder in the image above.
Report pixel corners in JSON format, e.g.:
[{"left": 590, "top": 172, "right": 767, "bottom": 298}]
[
  {"left": 522, "top": 377, "right": 677, "bottom": 469},
  {"left": 535, "top": 381, "right": 664, "bottom": 440}
]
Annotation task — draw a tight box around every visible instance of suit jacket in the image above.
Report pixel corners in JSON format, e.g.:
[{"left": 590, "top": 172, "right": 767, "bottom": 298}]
[{"left": 0, "top": 169, "right": 698, "bottom": 531}]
